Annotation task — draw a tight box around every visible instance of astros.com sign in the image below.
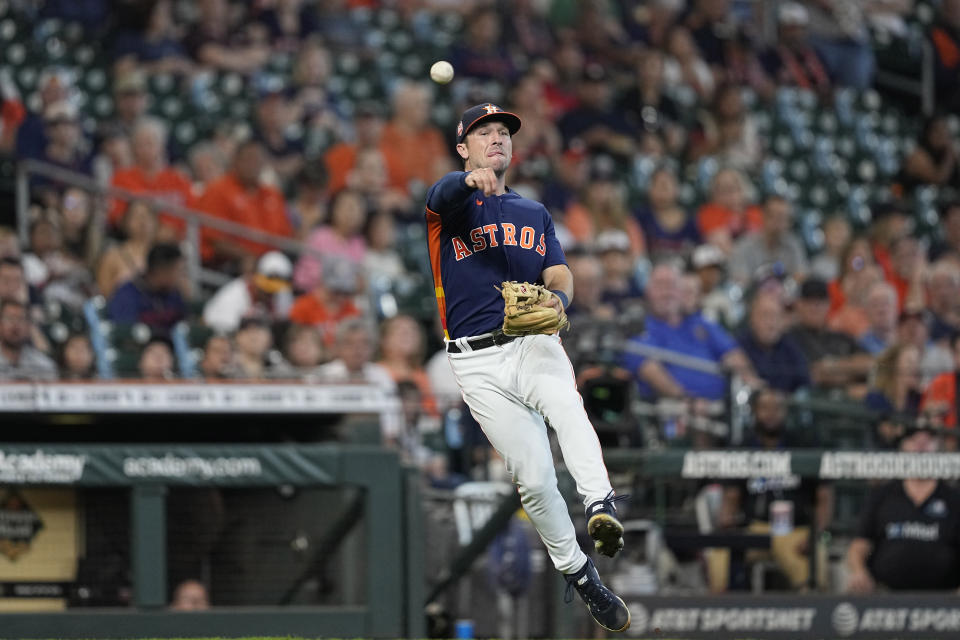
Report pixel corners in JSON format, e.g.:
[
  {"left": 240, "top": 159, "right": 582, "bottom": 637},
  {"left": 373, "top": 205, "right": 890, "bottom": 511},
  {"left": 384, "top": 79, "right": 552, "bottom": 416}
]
[{"left": 618, "top": 596, "right": 960, "bottom": 639}]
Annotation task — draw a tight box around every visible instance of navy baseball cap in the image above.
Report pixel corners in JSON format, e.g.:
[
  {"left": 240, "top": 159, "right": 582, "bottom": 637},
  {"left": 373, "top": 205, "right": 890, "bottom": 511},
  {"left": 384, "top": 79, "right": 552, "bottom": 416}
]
[{"left": 456, "top": 103, "right": 521, "bottom": 143}]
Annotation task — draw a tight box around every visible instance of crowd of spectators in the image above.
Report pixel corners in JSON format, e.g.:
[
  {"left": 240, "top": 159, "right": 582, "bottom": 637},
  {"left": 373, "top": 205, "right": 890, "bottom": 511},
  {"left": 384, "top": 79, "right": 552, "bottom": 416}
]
[{"left": 0, "top": 1, "right": 958, "bottom": 481}]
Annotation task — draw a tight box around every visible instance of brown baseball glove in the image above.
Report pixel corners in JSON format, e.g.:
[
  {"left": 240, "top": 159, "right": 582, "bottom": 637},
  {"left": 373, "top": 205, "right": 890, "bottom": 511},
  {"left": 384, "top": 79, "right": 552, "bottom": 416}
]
[{"left": 498, "top": 281, "right": 569, "bottom": 336}]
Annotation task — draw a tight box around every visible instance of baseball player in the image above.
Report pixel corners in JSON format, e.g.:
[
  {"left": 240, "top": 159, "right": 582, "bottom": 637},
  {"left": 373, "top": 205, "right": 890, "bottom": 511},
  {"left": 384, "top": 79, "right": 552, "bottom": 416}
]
[{"left": 424, "top": 103, "right": 631, "bottom": 632}]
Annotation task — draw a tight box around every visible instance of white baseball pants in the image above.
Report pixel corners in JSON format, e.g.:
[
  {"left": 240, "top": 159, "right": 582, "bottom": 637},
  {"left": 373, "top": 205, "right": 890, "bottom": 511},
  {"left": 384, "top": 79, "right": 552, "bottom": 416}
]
[{"left": 447, "top": 333, "right": 613, "bottom": 574}]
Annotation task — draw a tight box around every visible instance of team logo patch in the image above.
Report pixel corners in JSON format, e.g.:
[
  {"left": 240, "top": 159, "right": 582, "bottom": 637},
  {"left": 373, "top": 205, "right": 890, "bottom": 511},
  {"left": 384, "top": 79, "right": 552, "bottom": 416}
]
[
  {"left": 457, "top": 121, "right": 463, "bottom": 137},
  {"left": 483, "top": 104, "right": 501, "bottom": 114}
]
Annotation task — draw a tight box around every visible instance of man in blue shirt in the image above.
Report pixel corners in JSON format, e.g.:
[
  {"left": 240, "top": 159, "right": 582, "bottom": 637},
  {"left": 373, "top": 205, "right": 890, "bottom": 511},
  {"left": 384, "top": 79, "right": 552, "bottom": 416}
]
[
  {"left": 107, "top": 243, "right": 187, "bottom": 336},
  {"left": 622, "top": 262, "right": 758, "bottom": 400}
]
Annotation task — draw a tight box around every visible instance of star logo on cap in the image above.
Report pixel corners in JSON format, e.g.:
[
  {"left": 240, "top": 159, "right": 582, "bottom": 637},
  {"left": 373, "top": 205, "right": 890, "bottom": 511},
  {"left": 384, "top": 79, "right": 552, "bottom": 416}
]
[
  {"left": 457, "top": 121, "right": 463, "bottom": 137},
  {"left": 483, "top": 104, "right": 501, "bottom": 114}
]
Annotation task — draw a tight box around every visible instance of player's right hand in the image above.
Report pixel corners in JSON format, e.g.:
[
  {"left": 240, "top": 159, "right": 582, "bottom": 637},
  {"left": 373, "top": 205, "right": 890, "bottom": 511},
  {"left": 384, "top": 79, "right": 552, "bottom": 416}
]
[{"left": 465, "top": 168, "right": 498, "bottom": 196}]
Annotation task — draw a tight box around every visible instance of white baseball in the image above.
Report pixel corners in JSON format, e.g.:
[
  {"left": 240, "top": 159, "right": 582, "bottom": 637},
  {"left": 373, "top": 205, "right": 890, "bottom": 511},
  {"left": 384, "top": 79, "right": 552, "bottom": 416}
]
[{"left": 430, "top": 60, "right": 454, "bottom": 85}]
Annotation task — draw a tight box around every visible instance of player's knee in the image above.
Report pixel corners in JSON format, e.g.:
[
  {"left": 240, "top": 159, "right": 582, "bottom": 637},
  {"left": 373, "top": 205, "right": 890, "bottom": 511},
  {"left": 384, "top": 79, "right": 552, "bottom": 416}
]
[{"left": 517, "top": 465, "right": 558, "bottom": 498}]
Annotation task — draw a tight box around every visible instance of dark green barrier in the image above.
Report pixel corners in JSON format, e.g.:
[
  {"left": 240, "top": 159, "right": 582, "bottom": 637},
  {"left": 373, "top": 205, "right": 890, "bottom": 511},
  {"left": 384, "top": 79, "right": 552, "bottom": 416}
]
[{"left": 0, "top": 445, "right": 424, "bottom": 640}]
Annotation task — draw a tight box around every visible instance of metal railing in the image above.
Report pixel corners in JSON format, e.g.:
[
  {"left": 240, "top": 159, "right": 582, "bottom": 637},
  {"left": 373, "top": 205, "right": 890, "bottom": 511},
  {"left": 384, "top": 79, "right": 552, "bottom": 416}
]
[{"left": 15, "top": 159, "right": 317, "bottom": 291}]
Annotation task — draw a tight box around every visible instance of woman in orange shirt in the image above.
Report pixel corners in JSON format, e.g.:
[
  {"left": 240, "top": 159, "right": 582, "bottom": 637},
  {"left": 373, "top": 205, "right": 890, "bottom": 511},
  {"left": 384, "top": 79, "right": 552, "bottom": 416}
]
[{"left": 696, "top": 168, "right": 763, "bottom": 254}]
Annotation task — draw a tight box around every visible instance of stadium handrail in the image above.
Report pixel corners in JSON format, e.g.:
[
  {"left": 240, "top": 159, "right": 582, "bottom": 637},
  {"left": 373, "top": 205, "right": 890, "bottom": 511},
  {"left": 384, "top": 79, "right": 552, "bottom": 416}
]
[{"left": 16, "top": 159, "right": 323, "bottom": 290}]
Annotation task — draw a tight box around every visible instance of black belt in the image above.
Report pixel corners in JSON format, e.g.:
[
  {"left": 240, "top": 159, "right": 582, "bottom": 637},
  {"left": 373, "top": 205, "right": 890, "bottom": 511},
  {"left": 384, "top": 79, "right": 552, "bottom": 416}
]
[{"left": 447, "top": 330, "right": 518, "bottom": 353}]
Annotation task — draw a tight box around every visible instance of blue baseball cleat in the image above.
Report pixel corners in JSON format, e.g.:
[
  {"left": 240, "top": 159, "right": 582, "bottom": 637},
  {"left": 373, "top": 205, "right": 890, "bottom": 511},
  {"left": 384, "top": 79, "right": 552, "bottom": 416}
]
[
  {"left": 587, "top": 490, "right": 628, "bottom": 558},
  {"left": 564, "top": 557, "right": 631, "bottom": 632}
]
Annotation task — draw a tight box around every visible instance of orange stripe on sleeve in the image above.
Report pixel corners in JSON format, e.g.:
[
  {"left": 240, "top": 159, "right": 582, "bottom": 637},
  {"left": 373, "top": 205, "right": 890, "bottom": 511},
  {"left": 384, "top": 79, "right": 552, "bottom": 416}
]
[{"left": 425, "top": 207, "right": 449, "bottom": 340}]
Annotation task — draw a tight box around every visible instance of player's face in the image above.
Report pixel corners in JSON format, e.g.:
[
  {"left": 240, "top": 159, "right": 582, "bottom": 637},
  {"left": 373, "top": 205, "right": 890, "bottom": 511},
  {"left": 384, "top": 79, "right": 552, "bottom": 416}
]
[{"left": 459, "top": 122, "right": 512, "bottom": 174}]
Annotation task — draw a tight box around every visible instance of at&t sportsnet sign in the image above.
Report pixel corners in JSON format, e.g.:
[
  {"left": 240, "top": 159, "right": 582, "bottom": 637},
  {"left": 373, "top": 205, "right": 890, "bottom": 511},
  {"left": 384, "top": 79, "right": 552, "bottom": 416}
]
[{"left": 619, "top": 596, "right": 960, "bottom": 638}]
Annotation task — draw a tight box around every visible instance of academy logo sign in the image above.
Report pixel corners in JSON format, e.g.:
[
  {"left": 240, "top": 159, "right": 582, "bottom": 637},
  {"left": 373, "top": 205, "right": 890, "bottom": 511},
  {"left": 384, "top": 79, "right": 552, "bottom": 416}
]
[
  {"left": 681, "top": 451, "right": 792, "bottom": 478},
  {"left": 820, "top": 453, "right": 960, "bottom": 479},
  {"left": 0, "top": 450, "right": 86, "bottom": 484}
]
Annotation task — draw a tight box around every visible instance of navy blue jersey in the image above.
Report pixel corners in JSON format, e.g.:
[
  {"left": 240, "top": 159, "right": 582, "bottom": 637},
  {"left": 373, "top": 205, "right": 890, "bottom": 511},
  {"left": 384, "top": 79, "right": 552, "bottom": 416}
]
[{"left": 425, "top": 172, "right": 567, "bottom": 339}]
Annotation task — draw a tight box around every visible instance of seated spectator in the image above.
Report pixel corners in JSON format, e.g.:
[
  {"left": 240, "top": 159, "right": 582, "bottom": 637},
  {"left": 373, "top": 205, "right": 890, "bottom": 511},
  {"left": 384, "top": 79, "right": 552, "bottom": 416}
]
[
  {"left": 447, "top": 7, "right": 517, "bottom": 82},
  {"left": 810, "top": 215, "right": 852, "bottom": 282},
  {"left": 97, "top": 200, "right": 158, "bottom": 299},
  {"left": 169, "top": 579, "right": 210, "bottom": 611},
  {"left": 15, "top": 68, "right": 73, "bottom": 162},
  {"left": 696, "top": 168, "right": 763, "bottom": 254},
  {"left": 59, "top": 188, "right": 97, "bottom": 267},
  {"left": 663, "top": 25, "right": 715, "bottom": 101},
  {"left": 869, "top": 202, "right": 910, "bottom": 281},
  {"left": 564, "top": 253, "right": 615, "bottom": 323},
  {"left": 618, "top": 49, "right": 682, "bottom": 153},
  {"left": 364, "top": 211, "right": 406, "bottom": 286},
  {"left": 377, "top": 314, "right": 437, "bottom": 414},
  {"left": 197, "top": 334, "right": 235, "bottom": 380},
  {"left": 829, "top": 235, "right": 877, "bottom": 312},
  {"left": 897, "top": 308, "right": 954, "bottom": 383},
  {"left": 196, "top": 140, "right": 293, "bottom": 264},
  {"left": 634, "top": 167, "right": 700, "bottom": 261},
  {"left": 287, "top": 164, "right": 329, "bottom": 240},
  {"left": 289, "top": 261, "right": 363, "bottom": 345},
  {"left": 34, "top": 101, "right": 92, "bottom": 201},
  {"left": 595, "top": 231, "right": 644, "bottom": 312},
  {"left": 788, "top": 278, "right": 873, "bottom": 394},
  {"left": 108, "top": 71, "right": 149, "bottom": 139},
  {"left": 138, "top": 336, "right": 176, "bottom": 381},
  {"left": 564, "top": 164, "right": 644, "bottom": 254},
  {"left": 804, "top": 0, "right": 874, "bottom": 88},
  {"left": 58, "top": 333, "right": 95, "bottom": 380},
  {"left": 324, "top": 102, "right": 401, "bottom": 194},
  {"left": 347, "top": 148, "right": 414, "bottom": 221},
  {"left": 0, "top": 299, "right": 57, "bottom": 381},
  {"left": 930, "top": 201, "right": 960, "bottom": 261},
  {"left": 846, "top": 425, "right": 960, "bottom": 592},
  {"left": 187, "top": 141, "right": 226, "bottom": 194},
  {"left": 729, "top": 195, "right": 809, "bottom": 286},
  {"left": 865, "top": 344, "right": 922, "bottom": 448},
  {"left": 558, "top": 64, "right": 637, "bottom": 158},
  {"left": 92, "top": 123, "right": 133, "bottom": 187},
  {"left": 931, "top": 0, "right": 960, "bottom": 111},
  {"left": 922, "top": 332, "right": 960, "bottom": 430},
  {"left": 110, "top": 117, "right": 195, "bottom": 238},
  {"left": 288, "top": 39, "right": 347, "bottom": 150},
  {"left": 113, "top": 0, "right": 192, "bottom": 75},
  {"left": 184, "top": 0, "right": 270, "bottom": 74},
  {"left": 22, "top": 216, "right": 92, "bottom": 310},
  {"left": 693, "top": 244, "right": 742, "bottom": 329},
  {"left": 230, "top": 317, "right": 291, "bottom": 380},
  {"left": 759, "top": 3, "right": 831, "bottom": 95},
  {"left": 886, "top": 235, "right": 927, "bottom": 311},
  {"left": 203, "top": 251, "right": 293, "bottom": 334},
  {"left": 283, "top": 324, "right": 325, "bottom": 374},
  {"left": 900, "top": 114, "right": 959, "bottom": 193},
  {"left": 856, "top": 281, "right": 899, "bottom": 353},
  {"left": 107, "top": 243, "right": 187, "bottom": 336},
  {"left": 739, "top": 292, "right": 810, "bottom": 392},
  {"left": 0, "top": 257, "right": 30, "bottom": 305},
  {"left": 255, "top": 0, "right": 319, "bottom": 51},
  {"left": 316, "top": 319, "right": 395, "bottom": 388},
  {"left": 716, "top": 388, "right": 833, "bottom": 590},
  {"left": 0, "top": 228, "right": 20, "bottom": 260},
  {"left": 509, "top": 74, "right": 563, "bottom": 167},
  {"left": 253, "top": 91, "right": 303, "bottom": 187},
  {"left": 293, "top": 190, "right": 367, "bottom": 292},
  {"left": 927, "top": 259, "right": 960, "bottom": 343},
  {"left": 689, "top": 83, "right": 762, "bottom": 172},
  {"left": 379, "top": 82, "right": 451, "bottom": 191},
  {"left": 622, "top": 263, "right": 757, "bottom": 401}
]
